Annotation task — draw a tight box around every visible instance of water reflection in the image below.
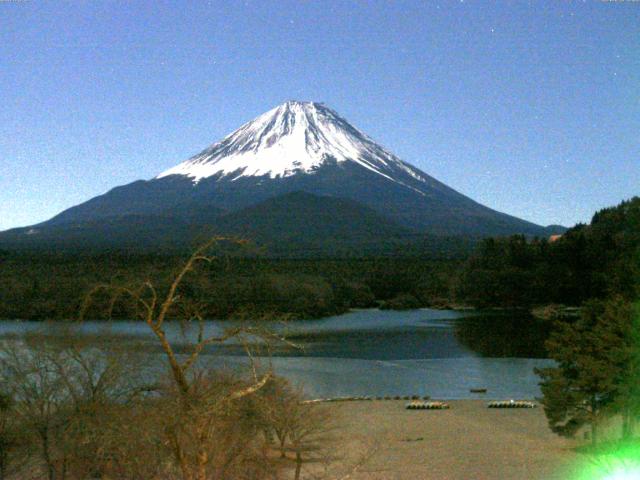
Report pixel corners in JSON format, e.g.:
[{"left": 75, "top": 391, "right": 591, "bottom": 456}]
[
  {"left": 0, "top": 309, "right": 553, "bottom": 399},
  {"left": 453, "top": 312, "right": 550, "bottom": 358}
]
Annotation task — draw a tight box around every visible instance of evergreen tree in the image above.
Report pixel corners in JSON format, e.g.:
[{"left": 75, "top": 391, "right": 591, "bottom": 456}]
[
  {"left": 535, "top": 299, "right": 631, "bottom": 445},
  {"left": 612, "top": 301, "right": 640, "bottom": 439}
]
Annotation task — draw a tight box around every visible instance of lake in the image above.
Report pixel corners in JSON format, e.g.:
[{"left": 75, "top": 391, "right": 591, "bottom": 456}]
[{"left": 0, "top": 309, "right": 553, "bottom": 400}]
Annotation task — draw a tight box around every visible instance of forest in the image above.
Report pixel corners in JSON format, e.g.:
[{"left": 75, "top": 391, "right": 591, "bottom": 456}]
[
  {"left": 457, "top": 196, "right": 640, "bottom": 307},
  {"left": 0, "top": 197, "right": 638, "bottom": 322}
]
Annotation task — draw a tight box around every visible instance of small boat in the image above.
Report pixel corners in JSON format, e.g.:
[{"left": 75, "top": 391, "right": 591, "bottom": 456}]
[{"left": 470, "top": 388, "right": 487, "bottom": 393}]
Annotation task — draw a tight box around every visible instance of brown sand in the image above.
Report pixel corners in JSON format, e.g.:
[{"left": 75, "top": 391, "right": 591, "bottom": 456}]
[{"left": 326, "top": 400, "right": 582, "bottom": 480}]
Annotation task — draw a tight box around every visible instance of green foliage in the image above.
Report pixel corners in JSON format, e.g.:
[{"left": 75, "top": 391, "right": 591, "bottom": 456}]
[
  {"left": 612, "top": 301, "right": 640, "bottom": 439},
  {"left": 3, "top": 196, "right": 637, "bottom": 320},
  {"left": 380, "top": 293, "right": 422, "bottom": 310},
  {"left": 536, "top": 298, "right": 636, "bottom": 444},
  {"left": 454, "top": 313, "right": 550, "bottom": 358},
  {"left": 458, "top": 197, "right": 640, "bottom": 307},
  {"left": 0, "top": 251, "right": 461, "bottom": 321}
]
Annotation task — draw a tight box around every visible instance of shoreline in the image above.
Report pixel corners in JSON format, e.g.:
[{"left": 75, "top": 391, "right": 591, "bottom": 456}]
[
  {"left": 0, "top": 304, "right": 582, "bottom": 323},
  {"left": 303, "top": 395, "right": 540, "bottom": 403},
  {"left": 325, "top": 399, "right": 580, "bottom": 480}
]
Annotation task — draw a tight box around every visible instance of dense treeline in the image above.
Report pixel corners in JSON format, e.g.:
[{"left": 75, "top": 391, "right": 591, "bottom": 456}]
[
  {"left": 1, "top": 197, "right": 638, "bottom": 321},
  {"left": 0, "top": 251, "right": 462, "bottom": 321},
  {"left": 514, "top": 197, "right": 640, "bottom": 450},
  {"left": 457, "top": 197, "right": 640, "bottom": 308},
  {"left": 536, "top": 298, "right": 640, "bottom": 446}
]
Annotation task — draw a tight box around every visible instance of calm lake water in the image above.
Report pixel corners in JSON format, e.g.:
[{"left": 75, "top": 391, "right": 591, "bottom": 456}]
[{"left": 0, "top": 309, "right": 553, "bottom": 400}]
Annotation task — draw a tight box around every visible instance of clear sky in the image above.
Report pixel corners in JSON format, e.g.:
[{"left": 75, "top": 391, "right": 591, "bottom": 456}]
[{"left": 1, "top": 0, "right": 638, "bottom": 231}]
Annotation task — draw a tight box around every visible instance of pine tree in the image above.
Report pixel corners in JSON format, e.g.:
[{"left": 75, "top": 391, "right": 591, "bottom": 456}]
[
  {"left": 535, "top": 299, "right": 632, "bottom": 445},
  {"left": 612, "top": 301, "right": 640, "bottom": 439}
]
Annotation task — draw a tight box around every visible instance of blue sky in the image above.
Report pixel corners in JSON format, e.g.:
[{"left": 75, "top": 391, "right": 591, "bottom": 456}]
[{"left": 1, "top": 0, "right": 638, "bottom": 231}]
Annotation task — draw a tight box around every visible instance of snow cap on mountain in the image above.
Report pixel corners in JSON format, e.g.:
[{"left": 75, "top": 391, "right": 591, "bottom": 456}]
[{"left": 157, "top": 101, "right": 426, "bottom": 186}]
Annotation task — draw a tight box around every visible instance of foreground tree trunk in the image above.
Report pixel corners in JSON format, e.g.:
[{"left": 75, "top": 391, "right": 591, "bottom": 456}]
[
  {"left": 622, "top": 408, "right": 630, "bottom": 440},
  {"left": 40, "top": 428, "right": 56, "bottom": 480},
  {"left": 621, "top": 406, "right": 636, "bottom": 440},
  {"left": 591, "top": 396, "right": 598, "bottom": 447},
  {"left": 294, "top": 452, "right": 302, "bottom": 480},
  {"left": 196, "top": 424, "right": 209, "bottom": 480}
]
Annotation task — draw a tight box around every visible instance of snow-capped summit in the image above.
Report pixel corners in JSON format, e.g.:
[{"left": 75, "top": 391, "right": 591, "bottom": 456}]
[
  {"left": 14, "top": 101, "right": 557, "bottom": 243},
  {"left": 157, "top": 101, "right": 426, "bottom": 189}
]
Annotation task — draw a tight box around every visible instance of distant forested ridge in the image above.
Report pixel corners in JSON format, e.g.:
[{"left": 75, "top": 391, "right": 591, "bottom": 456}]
[
  {"left": 456, "top": 197, "right": 640, "bottom": 307},
  {"left": 0, "top": 196, "right": 637, "bottom": 321},
  {"left": 0, "top": 252, "right": 461, "bottom": 321}
]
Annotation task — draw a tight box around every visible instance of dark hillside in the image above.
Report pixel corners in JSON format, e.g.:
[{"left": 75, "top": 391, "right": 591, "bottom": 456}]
[{"left": 457, "top": 197, "right": 640, "bottom": 307}]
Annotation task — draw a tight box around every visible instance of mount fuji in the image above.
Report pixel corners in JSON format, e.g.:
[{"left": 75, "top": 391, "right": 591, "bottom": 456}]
[{"left": 1, "top": 101, "right": 562, "bottom": 254}]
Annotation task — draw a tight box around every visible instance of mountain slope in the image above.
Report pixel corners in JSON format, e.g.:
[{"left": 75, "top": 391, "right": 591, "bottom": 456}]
[
  {"left": 217, "top": 191, "right": 411, "bottom": 242},
  {"left": 0, "top": 192, "right": 434, "bottom": 256},
  {"left": 2, "top": 101, "right": 561, "bottom": 252}
]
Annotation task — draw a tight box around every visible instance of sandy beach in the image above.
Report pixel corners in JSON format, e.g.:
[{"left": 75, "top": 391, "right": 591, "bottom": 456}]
[{"left": 325, "top": 400, "right": 582, "bottom": 480}]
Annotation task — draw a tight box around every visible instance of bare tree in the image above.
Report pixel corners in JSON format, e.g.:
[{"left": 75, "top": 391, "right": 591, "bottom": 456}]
[
  {"left": 80, "top": 237, "right": 290, "bottom": 480},
  {"left": 288, "top": 402, "right": 336, "bottom": 480},
  {"left": 0, "top": 390, "right": 28, "bottom": 480},
  {"left": 259, "top": 377, "right": 297, "bottom": 458},
  {"left": 80, "top": 237, "right": 275, "bottom": 395},
  {"left": 53, "top": 332, "right": 155, "bottom": 480},
  {"left": 257, "top": 378, "right": 345, "bottom": 480},
  {"left": 0, "top": 328, "right": 151, "bottom": 480},
  {"left": 0, "top": 238, "right": 377, "bottom": 480},
  {"left": 156, "top": 369, "right": 286, "bottom": 480},
  {"left": 0, "top": 393, "right": 12, "bottom": 480},
  {"left": 0, "top": 336, "right": 73, "bottom": 480}
]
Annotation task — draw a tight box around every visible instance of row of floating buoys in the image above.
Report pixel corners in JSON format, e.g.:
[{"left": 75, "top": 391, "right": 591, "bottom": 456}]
[
  {"left": 406, "top": 401, "right": 450, "bottom": 410},
  {"left": 382, "top": 395, "right": 431, "bottom": 401},
  {"left": 487, "top": 400, "right": 536, "bottom": 408}
]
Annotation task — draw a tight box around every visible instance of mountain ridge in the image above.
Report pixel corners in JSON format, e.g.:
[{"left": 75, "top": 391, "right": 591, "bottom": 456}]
[{"left": 1, "top": 101, "right": 565, "bottom": 252}]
